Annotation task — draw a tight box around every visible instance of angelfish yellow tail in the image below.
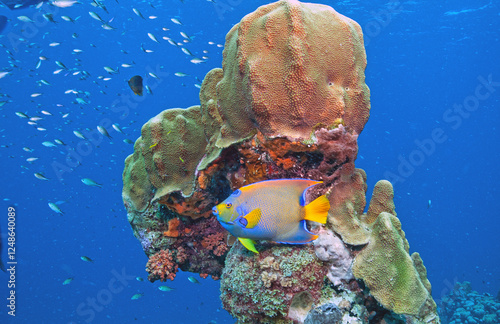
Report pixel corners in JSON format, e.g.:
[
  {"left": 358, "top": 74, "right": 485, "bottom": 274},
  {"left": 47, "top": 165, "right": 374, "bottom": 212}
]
[{"left": 303, "top": 195, "right": 330, "bottom": 224}]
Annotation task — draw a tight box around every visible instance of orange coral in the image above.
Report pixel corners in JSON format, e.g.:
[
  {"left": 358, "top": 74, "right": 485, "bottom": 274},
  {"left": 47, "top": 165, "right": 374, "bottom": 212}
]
[
  {"left": 164, "top": 218, "right": 181, "bottom": 237},
  {"left": 159, "top": 191, "right": 214, "bottom": 219},
  {"left": 262, "top": 135, "right": 317, "bottom": 161},
  {"left": 201, "top": 232, "right": 228, "bottom": 257},
  {"left": 175, "top": 246, "right": 188, "bottom": 263},
  {"left": 197, "top": 163, "right": 220, "bottom": 190},
  {"left": 215, "top": 0, "right": 370, "bottom": 147},
  {"left": 146, "top": 249, "right": 178, "bottom": 282},
  {"left": 276, "top": 158, "right": 295, "bottom": 170}
]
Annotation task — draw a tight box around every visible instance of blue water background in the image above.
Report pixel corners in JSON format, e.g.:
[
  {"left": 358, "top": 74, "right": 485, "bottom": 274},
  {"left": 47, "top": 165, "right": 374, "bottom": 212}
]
[{"left": 0, "top": 0, "right": 498, "bottom": 323}]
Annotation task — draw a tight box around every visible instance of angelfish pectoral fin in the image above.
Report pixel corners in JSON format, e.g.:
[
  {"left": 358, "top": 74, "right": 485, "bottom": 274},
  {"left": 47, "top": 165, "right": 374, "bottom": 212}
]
[
  {"left": 238, "top": 238, "right": 259, "bottom": 253},
  {"left": 243, "top": 208, "right": 261, "bottom": 229}
]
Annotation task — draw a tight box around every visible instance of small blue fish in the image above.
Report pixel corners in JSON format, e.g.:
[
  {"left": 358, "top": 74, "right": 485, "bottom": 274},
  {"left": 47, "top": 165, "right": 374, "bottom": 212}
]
[
  {"left": 188, "top": 276, "right": 200, "bottom": 284},
  {"left": 34, "top": 172, "right": 49, "bottom": 181},
  {"left": 81, "top": 178, "right": 102, "bottom": 188},
  {"left": 97, "top": 126, "right": 112, "bottom": 139},
  {"left": 48, "top": 202, "right": 64, "bottom": 215},
  {"left": 213, "top": 179, "right": 330, "bottom": 253},
  {"left": 158, "top": 285, "right": 175, "bottom": 291},
  {"left": 81, "top": 256, "right": 94, "bottom": 263},
  {"left": 131, "top": 293, "right": 144, "bottom": 300}
]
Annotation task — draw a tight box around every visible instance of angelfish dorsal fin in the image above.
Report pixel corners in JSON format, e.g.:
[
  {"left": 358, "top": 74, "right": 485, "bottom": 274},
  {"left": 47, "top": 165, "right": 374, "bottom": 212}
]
[{"left": 243, "top": 208, "right": 261, "bottom": 229}]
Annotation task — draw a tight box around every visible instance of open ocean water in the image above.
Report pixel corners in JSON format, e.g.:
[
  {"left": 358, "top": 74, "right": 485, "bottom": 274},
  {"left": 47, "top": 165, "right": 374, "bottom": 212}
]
[{"left": 0, "top": 0, "right": 498, "bottom": 323}]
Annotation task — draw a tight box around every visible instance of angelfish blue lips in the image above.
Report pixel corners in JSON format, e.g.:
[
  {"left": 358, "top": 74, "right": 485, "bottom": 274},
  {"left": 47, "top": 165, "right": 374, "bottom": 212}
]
[{"left": 212, "top": 206, "right": 219, "bottom": 216}]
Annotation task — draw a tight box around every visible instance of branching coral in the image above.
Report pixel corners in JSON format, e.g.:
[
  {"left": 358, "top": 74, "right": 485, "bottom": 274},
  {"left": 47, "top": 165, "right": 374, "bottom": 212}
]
[
  {"left": 201, "top": 232, "right": 229, "bottom": 257},
  {"left": 146, "top": 249, "right": 178, "bottom": 282}
]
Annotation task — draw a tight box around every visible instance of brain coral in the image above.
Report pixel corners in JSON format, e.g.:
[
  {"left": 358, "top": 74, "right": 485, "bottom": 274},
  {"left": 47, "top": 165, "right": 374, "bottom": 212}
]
[{"left": 216, "top": 0, "right": 370, "bottom": 147}]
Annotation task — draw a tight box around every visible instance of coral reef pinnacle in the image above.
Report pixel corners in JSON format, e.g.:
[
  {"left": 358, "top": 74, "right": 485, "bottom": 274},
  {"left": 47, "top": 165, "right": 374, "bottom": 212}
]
[{"left": 122, "top": 1, "right": 440, "bottom": 323}]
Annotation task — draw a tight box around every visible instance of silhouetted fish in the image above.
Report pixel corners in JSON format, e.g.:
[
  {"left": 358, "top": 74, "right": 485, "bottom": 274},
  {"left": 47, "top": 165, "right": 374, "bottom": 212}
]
[{"left": 128, "top": 75, "right": 143, "bottom": 96}]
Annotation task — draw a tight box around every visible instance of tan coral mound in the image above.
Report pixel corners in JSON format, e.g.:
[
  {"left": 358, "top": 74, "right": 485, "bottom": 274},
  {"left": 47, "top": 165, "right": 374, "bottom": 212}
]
[
  {"left": 216, "top": 0, "right": 370, "bottom": 147},
  {"left": 122, "top": 0, "right": 370, "bottom": 212},
  {"left": 122, "top": 69, "right": 224, "bottom": 213},
  {"left": 122, "top": 140, "right": 154, "bottom": 213},
  {"left": 140, "top": 106, "right": 206, "bottom": 200},
  {"left": 352, "top": 212, "right": 429, "bottom": 315},
  {"left": 366, "top": 179, "right": 396, "bottom": 223}
]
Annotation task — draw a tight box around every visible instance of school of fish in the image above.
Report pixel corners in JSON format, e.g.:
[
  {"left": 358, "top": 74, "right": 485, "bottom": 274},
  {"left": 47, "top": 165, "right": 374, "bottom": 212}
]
[{"left": 0, "top": 0, "right": 224, "bottom": 298}]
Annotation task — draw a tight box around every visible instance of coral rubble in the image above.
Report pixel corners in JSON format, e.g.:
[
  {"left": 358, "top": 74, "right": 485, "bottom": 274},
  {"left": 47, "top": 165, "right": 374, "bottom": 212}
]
[{"left": 122, "top": 0, "right": 441, "bottom": 323}]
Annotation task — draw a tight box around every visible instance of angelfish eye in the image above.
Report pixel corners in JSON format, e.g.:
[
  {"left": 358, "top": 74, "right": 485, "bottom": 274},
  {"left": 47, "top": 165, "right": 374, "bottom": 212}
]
[{"left": 225, "top": 203, "right": 232, "bottom": 208}]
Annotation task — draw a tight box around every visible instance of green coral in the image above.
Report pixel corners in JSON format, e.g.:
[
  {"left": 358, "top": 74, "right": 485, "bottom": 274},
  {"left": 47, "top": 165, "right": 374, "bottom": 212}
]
[
  {"left": 352, "top": 212, "right": 429, "bottom": 315},
  {"left": 329, "top": 174, "right": 436, "bottom": 319},
  {"left": 220, "top": 243, "right": 326, "bottom": 323},
  {"left": 140, "top": 106, "right": 210, "bottom": 200},
  {"left": 275, "top": 246, "right": 318, "bottom": 275},
  {"left": 122, "top": 140, "right": 154, "bottom": 213},
  {"left": 220, "top": 250, "right": 288, "bottom": 322},
  {"left": 122, "top": 68, "right": 225, "bottom": 214},
  {"left": 365, "top": 179, "right": 397, "bottom": 223}
]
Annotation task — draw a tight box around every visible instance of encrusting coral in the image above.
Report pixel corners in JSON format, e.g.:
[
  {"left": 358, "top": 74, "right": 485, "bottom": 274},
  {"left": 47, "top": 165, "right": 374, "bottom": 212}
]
[
  {"left": 122, "top": 0, "right": 440, "bottom": 323},
  {"left": 220, "top": 244, "right": 327, "bottom": 323}
]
